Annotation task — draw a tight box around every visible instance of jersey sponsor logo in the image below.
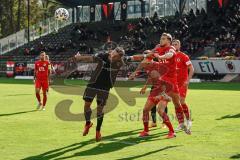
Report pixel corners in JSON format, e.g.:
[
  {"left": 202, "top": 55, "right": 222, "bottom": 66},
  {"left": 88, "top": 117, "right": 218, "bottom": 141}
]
[
  {"left": 158, "top": 59, "right": 168, "bottom": 63},
  {"left": 39, "top": 67, "right": 45, "bottom": 71}
]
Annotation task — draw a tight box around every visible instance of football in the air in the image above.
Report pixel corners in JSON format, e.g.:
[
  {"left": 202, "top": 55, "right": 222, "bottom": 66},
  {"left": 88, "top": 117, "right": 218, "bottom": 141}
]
[{"left": 55, "top": 8, "right": 69, "bottom": 21}]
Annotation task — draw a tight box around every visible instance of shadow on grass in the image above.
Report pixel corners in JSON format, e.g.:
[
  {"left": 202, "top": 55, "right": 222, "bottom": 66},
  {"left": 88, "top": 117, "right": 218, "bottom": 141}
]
[
  {"left": 230, "top": 153, "right": 240, "bottom": 159},
  {"left": 0, "top": 110, "right": 37, "bottom": 117},
  {"left": 22, "top": 128, "right": 180, "bottom": 160},
  {"left": 216, "top": 113, "right": 240, "bottom": 120},
  {"left": 116, "top": 145, "right": 180, "bottom": 160}
]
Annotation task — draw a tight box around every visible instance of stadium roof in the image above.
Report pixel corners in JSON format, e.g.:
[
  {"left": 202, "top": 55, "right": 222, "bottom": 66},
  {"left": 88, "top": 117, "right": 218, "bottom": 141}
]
[{"left": 57, "top": 0, "right": 130, "bottom": 7}]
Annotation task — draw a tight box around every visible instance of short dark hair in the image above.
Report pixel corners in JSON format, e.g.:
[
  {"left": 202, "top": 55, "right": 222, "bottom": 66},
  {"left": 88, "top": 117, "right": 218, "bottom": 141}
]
[
  {"left": 162, "top": 33, "right": 172, "bottom": 42},
  {"left": 114, "top": 47, "right": 125, "bottom": 57}
]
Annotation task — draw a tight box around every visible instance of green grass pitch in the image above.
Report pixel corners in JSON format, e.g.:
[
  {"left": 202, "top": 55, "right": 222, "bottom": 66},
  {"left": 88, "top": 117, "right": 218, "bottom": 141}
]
[{"left": 0, "top": 78, "right": 240, "bottom": 160}]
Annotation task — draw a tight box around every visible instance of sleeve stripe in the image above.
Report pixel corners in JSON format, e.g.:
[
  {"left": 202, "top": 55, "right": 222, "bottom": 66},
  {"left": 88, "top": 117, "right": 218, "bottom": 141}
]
[
  {"left": 186, "top": 61, "right": 192, "bottom": 65},
  {"left": 169, "top": 49, "right": 175, "bottom": 53}
]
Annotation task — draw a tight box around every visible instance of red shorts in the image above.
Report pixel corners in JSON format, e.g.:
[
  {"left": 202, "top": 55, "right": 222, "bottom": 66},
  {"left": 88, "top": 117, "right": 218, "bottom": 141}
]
[
  {"left": 35, "top": 80, "right": 49, "bottom": 91},
  {"left": 148, "top": 79, "right": 178, "bottom": 105},
  {"left": 178, "top": 84, "right": 188, "bottom": 98}
]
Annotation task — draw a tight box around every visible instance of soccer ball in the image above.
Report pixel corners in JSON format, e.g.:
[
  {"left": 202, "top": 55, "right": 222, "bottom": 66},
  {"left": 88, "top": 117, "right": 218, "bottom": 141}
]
[{"left": 55, "top": 8, "right": 69, "bottom": 21}]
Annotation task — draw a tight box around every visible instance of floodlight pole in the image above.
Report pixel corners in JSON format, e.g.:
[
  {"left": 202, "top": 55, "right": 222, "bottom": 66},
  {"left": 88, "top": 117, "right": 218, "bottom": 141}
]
[
  {"left": 179, "top": 0, "right": 187, "bottom": 17},
  {"left": 27, "top": 0, "right": 30, "bottom": 43}
]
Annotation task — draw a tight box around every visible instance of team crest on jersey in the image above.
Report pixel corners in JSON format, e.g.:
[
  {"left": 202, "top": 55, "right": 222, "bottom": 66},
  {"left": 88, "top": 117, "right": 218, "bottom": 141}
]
[
  {"left": 177, "top": 58, "right": 180, "bottom": 62},
  {"left": 225, "top": 61, "right": 235, "bottom": 72}
]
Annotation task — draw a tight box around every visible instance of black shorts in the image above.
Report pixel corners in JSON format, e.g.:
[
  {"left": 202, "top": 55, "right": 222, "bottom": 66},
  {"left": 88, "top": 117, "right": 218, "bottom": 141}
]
[{"left": 83, "top": 86, "right": 110, "bottom": 106}]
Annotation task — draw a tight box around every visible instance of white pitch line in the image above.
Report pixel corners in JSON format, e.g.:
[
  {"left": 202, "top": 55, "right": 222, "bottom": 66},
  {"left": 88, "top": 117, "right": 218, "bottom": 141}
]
[{"left": 130, "top": 88, "right": 151, "bottom": 92}]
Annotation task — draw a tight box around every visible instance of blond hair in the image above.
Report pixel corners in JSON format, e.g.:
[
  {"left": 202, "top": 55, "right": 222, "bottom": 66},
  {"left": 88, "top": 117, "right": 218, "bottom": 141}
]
[
  {"left": 162, "top": 33, "right": 173, "bottom": 42},
  {"left": 172, "top": 39, "right": 181, "bottom": 46}
]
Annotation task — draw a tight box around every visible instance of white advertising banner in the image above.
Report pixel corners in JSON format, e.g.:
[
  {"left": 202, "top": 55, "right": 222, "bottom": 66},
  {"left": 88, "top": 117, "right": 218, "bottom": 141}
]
[{"left": 192, "top": 60, "right": 240, "bottom": 74}]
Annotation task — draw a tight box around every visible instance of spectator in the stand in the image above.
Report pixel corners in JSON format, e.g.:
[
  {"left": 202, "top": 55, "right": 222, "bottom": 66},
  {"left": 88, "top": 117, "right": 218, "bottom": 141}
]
[
  {"left": 107, "top": 35, "right": 111, "bottom": 43},
  {"left": 24, "top": 48, "right": 30, "bottom": 55},
  {"left": 93, "top": 33, "right": 98, "bottom": 40},
  {"left": 139, "top": 29, "right": 147, "bottom": 40},
  {"left": 196, "top": 9, "right": 200, "bottom": 16},
  {"left": 39, "top": 26, "right": 42, "bottom": 37},
  {"left": 216, "top": 52, "right": 221, "bottom": 57},
  {"left": 66, "top": 40, "right": 73, "bottom": 48},
  {"left": 127, "top": 23, "right": 135, "bottom": 32}
]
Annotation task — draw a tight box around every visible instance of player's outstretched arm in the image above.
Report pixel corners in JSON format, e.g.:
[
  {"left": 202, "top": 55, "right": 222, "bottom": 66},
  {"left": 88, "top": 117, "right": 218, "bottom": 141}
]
[
  {"left": 155, "top": 49, "right": 175, "bottom": 60},
  {"left": 128, "top": 59, "right": 151, "bottom": 80},
  {"left": 128, "top": 50, "right": 154, "bottom": 61},
  {"left": 74, "top": 52, "right": 94, "bottom": 62}
]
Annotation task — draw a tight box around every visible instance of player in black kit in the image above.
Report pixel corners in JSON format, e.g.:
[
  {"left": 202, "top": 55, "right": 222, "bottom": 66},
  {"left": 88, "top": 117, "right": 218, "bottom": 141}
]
[{"left": 73, "top": 47, "right": 125, "bottom": 142}]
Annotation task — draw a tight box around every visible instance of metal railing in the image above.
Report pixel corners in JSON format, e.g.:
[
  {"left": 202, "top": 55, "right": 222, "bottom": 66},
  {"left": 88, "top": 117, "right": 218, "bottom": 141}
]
[{"left": 0, "top": 9, "right": 73, "bottom": 55}]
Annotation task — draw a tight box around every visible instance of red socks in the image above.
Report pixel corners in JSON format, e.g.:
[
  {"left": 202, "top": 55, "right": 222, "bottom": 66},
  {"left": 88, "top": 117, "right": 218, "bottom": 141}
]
[
  {"left": 161, "top": 112, "right": 174, "bottom": 133},
  {"left": 43, "top": 92, "right": 47, "bottom": 107},
  {"left": 175, "top": 106, "right": 184, "bottom": 124},
  {"left": 182, "top": 104, "right": 190, "bottom": 120},
  {"left": 36, "top": 93, "right": 41, "bottom": 103},
  {"left": 36, "top": 91, "right": 47, "bottom": 107},
  {"left": 142, "top": 112, "right": 149, "bottom": 132}
]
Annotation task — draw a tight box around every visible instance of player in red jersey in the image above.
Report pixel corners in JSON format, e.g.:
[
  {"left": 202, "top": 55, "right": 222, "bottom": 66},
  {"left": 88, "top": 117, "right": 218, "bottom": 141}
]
[
  {"left": 129, "top": 58, "right": 175, "bottom": 138},
  {"left": 129, "top": 33, "right": 190, "bottom": 136},
  {"left": 34, "top": 51, "right": 50, "bottom": 110},
  {"left": 138, "top": 53, "right": 169, "bottom": 129},
  {"left": 172, "top": 39, "right": 194, "bottom": 130}
]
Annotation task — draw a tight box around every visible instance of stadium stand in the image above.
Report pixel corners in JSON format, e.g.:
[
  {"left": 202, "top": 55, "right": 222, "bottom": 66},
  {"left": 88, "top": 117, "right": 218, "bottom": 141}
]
[
  {"left": 0, "top": 0, "right": 239, "bottom": 80},
  {"left": 3, "top": 1, "right": 240, "bottom": 61}
]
